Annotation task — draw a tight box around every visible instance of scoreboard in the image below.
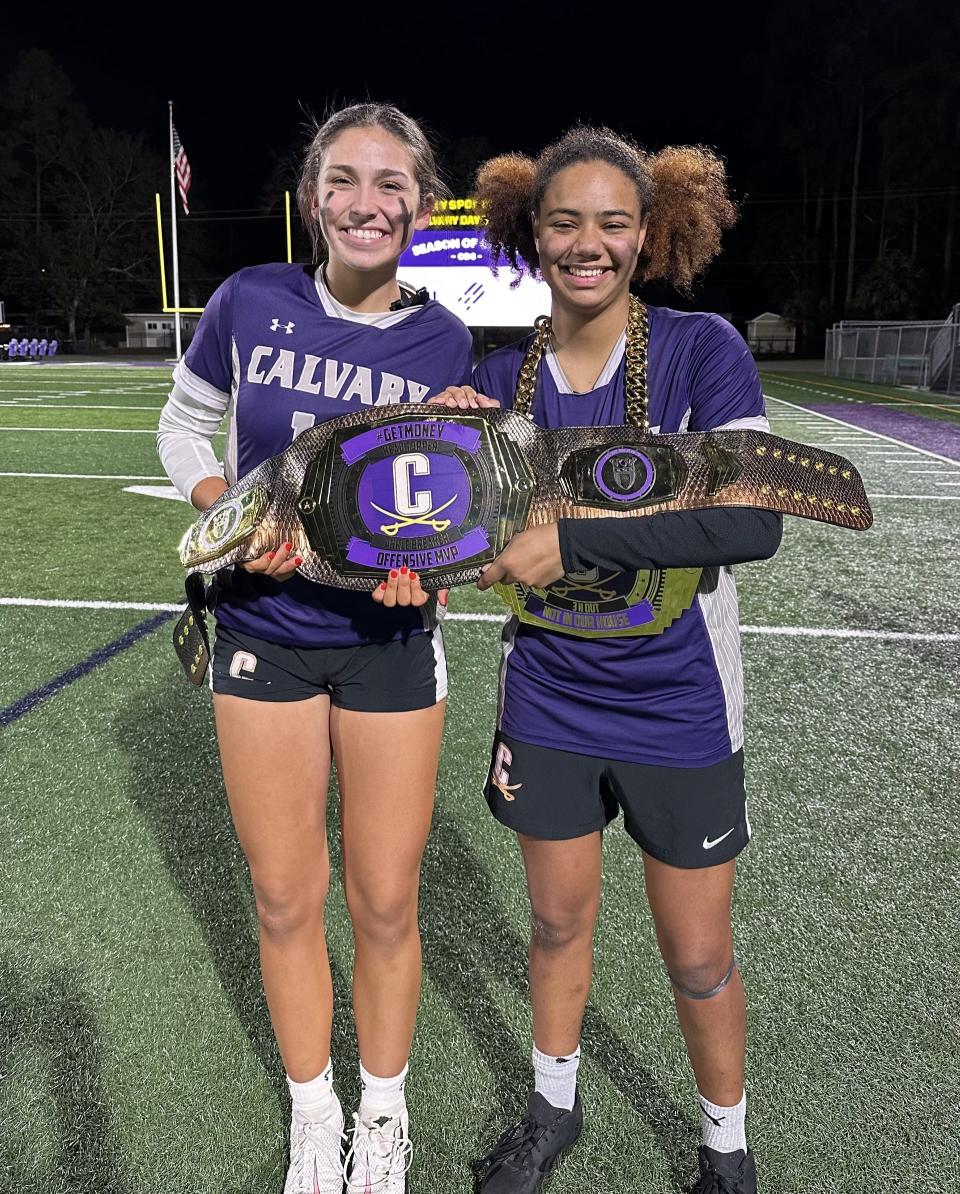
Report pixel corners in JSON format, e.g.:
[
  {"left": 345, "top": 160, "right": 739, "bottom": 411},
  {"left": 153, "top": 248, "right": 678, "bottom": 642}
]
[{"left": 399, "top": 198, "right": 550, "bottom": 327}]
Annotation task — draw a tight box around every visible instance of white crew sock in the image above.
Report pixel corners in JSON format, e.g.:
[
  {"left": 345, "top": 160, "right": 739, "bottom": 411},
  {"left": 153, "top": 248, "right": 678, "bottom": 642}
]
[
  {"left": 358, "top": 1061, "right": 408, "bottom": 1119},
  {"left": 698, "top": 1089, "right": 747, "bottom": 1154},
  {"left": 288, "top": 1059, "right": 340, "bottom": 1125},
  {"left": 532, "top": 1044, "right": 580, "bottom": 1112}
]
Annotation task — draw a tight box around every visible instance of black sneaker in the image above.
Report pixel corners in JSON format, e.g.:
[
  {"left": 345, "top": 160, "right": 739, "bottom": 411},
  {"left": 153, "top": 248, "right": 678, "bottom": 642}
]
[
  {"left": 694, "top": 1145, "right": 757, "bottom": 1193},
  {"left": 474, "top": 1090, "right": 583, "bottom": 1193}
]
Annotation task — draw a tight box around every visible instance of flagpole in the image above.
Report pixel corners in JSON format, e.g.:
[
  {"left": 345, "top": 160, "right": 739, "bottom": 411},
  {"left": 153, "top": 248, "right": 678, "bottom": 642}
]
[{"left": 168, "top": 101, "right": 183, "bottom": 360}]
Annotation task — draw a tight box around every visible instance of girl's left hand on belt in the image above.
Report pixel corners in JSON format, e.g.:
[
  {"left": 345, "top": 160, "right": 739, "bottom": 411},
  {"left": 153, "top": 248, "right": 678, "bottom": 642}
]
[{"left": 477, "top": 524, "right": 565, "bottom": 590}]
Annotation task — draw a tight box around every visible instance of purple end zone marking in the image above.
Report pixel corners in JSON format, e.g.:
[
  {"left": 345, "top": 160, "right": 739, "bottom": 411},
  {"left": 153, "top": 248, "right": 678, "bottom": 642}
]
[
  {"left": 340, "top": 421, "right": 482, "bottom": 464},
  {"left": 1, "top": 612, "right": 176, "bottom": 729},
  {"left": 804, "top": 404, "right": 960, "bottom": 461}
]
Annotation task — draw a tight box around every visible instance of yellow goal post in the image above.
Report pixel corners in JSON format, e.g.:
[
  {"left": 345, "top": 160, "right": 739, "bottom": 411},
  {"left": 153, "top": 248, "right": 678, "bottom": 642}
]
[{"left": 154, "top": 192, "right": 294, "bottom": 314}]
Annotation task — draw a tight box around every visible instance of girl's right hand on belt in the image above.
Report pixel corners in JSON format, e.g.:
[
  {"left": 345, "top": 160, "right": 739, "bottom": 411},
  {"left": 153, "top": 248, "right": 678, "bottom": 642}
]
[{"left": 240, "top": 541, "right": 301, "bottom": 581}]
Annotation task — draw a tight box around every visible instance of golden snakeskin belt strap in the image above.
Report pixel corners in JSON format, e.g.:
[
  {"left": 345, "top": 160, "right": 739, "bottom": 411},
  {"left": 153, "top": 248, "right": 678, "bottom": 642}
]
[{"left": 177, "top": 408, "right": 872, "bottom": 594}]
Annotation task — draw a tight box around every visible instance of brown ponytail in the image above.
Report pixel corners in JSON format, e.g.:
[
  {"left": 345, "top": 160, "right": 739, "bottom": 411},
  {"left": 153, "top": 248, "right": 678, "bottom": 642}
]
[
  {"left": 474, "top": 154, "right": 539, "bottom": 278},
  {"left": 642, "top": 146, "right": 737, "bottom": 293}
]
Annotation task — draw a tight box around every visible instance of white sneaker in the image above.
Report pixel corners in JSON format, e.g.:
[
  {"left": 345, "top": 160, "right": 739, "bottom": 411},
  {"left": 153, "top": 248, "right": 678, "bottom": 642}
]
[
  {"left": 344, "top": 1108, "right": 413, "bottom": 1193},
  {"left": 283, "top": 1099, "right": 346, "bottom": 1194}
]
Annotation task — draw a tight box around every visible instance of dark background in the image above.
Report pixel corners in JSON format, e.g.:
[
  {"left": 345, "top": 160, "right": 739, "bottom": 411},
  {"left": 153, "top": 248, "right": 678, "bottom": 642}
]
[{"left": 1, "top": 0, "right": 957, "bottom": 349}]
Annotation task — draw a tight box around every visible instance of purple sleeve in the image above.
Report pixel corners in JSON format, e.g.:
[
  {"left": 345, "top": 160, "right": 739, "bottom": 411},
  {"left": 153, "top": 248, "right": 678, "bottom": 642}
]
[
  {"left": 472, "top": 351, "right": 519, "bottom": 411},
  {"left": 456, "top": 334, "right": 474, "bottom": 386},
  {"left": 686, "top": 315, "right": 765, "bottom": 431},
  {"left": 181, "top": 273, "right": 239, "bottom": 395}
]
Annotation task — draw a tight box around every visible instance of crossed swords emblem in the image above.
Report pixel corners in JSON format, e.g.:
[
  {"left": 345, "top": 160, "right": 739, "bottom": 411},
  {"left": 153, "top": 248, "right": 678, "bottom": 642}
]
[
  {"left": 549, "top": 570, "right": 621, "bottom": 602},
  {"left": 368, "top": 493, "right": 460, "bottom": 537},
  {"left": 492, "top": 775, "right": 522, "bottom": 802}
]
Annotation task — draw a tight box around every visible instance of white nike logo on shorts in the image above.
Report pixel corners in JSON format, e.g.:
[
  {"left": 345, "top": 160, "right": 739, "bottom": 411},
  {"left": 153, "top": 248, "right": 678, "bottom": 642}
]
[{"left": 702, "top": 828, "right": 736, "bottom": 850}]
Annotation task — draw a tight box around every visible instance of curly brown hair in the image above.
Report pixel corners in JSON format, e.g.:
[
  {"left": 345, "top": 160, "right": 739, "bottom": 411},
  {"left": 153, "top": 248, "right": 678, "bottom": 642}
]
[
  {"left": 296, "top": 103, "right": 448, "bottom": 263},
  {"left": 475, "top": 127, "right": 736, "bottom": 294}
]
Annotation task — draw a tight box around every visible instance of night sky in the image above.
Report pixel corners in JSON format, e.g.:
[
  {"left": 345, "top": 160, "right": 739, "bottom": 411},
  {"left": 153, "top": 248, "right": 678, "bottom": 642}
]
[
  {"left": 1, "top": 3, "right": 772, "bottom": 212},
  {"left": 3, "top": 0, "right": 956, "bottom": 332}
]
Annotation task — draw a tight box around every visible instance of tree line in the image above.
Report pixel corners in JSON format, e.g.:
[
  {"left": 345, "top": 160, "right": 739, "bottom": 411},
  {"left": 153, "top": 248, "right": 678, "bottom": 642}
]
[{"left": 737, "top": 0, "right": 959, "bottom": 342}]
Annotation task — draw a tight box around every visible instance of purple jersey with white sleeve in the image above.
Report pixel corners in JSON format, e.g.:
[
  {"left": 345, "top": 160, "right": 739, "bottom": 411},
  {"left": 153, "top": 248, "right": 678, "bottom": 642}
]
[
  {"left": 473, "top": 305, "right": 769, "bottom": 767},
  {"left": 174, "top": 263, "right": 473, "bottom": 647}
]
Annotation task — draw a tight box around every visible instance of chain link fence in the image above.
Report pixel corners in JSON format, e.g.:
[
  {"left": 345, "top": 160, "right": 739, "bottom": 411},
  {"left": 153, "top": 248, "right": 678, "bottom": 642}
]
[{"left": 825, "top": 305, "right": 960, "bottom": 394}]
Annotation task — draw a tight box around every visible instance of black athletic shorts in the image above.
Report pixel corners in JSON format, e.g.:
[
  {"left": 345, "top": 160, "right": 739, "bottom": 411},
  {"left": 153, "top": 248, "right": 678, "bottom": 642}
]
[
  {"left": 211, "top": 622, "right": 447, "bottom": 711},
  {"left": 485, "top": 731, "right": 749, "bottom": 869}
]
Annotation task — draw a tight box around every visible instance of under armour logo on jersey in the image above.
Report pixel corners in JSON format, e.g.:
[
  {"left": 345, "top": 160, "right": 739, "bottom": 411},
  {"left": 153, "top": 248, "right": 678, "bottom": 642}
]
[{"left": 270, "top": 318, "right": 295, "bottom": 334}]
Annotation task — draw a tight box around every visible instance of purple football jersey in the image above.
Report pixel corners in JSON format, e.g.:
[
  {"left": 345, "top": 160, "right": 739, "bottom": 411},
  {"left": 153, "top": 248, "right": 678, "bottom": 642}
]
[
  {"left": 473, "top": 306, "right": 769, "bottom": 767},
  {"left": 177, "top": 263, "right": 473, "bottom": 647}
]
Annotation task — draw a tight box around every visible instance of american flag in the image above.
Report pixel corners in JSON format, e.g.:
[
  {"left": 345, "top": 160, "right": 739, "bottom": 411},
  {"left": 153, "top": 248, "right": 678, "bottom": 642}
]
[{"left": 172, "top": 125, "right": 192, "bottom": 215}]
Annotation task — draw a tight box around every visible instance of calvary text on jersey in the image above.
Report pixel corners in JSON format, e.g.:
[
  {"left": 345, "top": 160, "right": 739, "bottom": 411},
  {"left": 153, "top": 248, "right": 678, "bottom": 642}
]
[{"left": 246, "top": 346, "right": 432, "bottom": 405}]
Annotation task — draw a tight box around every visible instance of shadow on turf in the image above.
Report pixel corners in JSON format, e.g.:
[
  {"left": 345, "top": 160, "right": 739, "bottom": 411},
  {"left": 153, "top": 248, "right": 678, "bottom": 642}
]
[
  {"left": 114, "top": 681, "right": 362, "bottom": 1190},
  {"left": 418, "top": 801, "right": 699, "bottom": 1191},
  {"left": 0, "top": 959, "right": 130, "bottom": 1194}
]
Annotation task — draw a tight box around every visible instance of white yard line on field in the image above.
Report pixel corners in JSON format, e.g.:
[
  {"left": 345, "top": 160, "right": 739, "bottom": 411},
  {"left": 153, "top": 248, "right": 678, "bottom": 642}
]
[
  {"left": 0, "top": 472, "right": 169, "bottom": 480},
  {"left": 0, "top": 402, "right": 164, "bottom": 411},
  {"left": 1, "top": 597, "right": 958, "bottom": 643},
  {"left": 0, "top": 597, "right": 188, "bottom": 612},
  {"left": 0, "top": 426, "right": 221, "bottom": 435},
  {"left": 0, "top": 426, "right": 160, "bottom": 434}
]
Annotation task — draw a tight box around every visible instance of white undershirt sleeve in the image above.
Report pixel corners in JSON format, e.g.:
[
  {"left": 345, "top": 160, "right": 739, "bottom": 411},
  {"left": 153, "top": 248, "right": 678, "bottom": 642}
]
[{"left": 157, "top": 370, "right": 229, "bottom": 503}]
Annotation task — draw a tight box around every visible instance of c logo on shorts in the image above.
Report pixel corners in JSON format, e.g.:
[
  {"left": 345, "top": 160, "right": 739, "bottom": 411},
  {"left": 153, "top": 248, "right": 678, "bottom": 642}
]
[
  {"left": 228, "top": 650, "right": 258, "bottom": 680},
  {"left": 492, "top": 742, "right": 522, "bottom": 802}
]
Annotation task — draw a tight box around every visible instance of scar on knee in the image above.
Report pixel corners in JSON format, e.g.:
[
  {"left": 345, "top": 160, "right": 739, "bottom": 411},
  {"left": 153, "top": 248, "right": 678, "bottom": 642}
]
[
  {"left": 530, "top": 913, "right": 585, "bottom": 951},
  {"left": 668, "top": 956, "right": 738, "bottom": 1001}
]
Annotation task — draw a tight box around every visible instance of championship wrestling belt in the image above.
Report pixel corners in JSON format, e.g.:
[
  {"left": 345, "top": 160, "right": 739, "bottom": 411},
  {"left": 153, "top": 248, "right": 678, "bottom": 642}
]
[{"left": 172, "top": 405, "right": 873, "bottom": 682}]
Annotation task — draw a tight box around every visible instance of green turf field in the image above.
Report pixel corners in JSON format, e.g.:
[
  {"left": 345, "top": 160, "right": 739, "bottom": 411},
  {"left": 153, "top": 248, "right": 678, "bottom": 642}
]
[{"left": 1, "top": 362, "right": 958, "bottom": 1193}]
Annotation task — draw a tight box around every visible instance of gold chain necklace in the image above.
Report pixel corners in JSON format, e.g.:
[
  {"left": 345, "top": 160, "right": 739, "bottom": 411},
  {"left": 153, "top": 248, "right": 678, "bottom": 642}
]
[{"left": 513, "top": 295, "right": 650, "bottom": 430}]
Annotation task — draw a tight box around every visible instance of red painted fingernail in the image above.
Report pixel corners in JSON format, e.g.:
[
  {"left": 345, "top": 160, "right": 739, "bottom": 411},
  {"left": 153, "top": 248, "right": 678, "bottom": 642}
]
[
  {"left": 293, "top": 556, "right": 302, "bottom": 566},
  {"left": 379, "top": 582, "right": 388, "bottom": 591},
  {"left": 390, "top": 570, "right": 399, "bottom": 578},
  {"left": 400, "top": 566, "right": 408, "bottom": 575},
  {"left": 283, "top": 542, "right": 292, "bottom": 551},
  {"left": 267, "top": 551, "right": 276, "bottom": 559},
  {"left": 410, "top": 572, "right": 418, "bottom": 580}
]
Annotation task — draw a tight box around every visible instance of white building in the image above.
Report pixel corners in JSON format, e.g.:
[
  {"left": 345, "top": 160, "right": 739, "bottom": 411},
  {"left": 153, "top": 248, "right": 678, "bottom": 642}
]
[
  {"left": 124, "top": 312, "right": 199, "bottom": 350},
  {"left": 746, "top": 312, "right": 797, "bottom": 355}
]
